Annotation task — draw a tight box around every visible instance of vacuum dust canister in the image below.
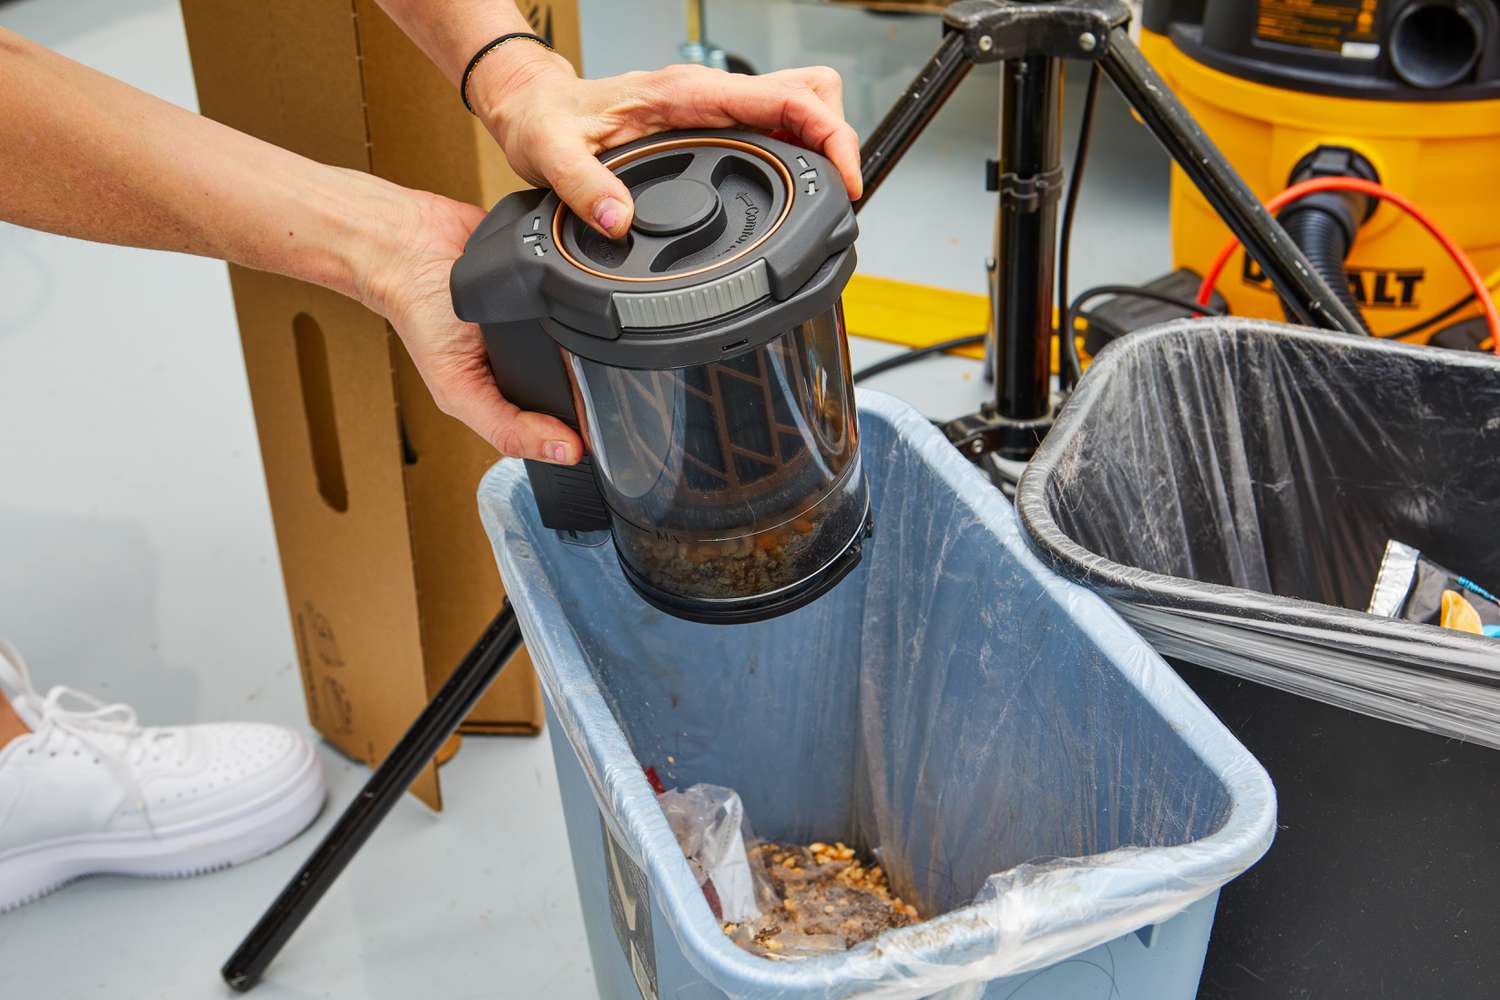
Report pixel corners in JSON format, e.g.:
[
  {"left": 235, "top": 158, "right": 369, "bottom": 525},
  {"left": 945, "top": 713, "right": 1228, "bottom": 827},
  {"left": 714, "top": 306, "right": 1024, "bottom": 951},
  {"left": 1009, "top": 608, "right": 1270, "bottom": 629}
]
[{"left": 452, "top": 130, "right": 868, "bottom": 624}]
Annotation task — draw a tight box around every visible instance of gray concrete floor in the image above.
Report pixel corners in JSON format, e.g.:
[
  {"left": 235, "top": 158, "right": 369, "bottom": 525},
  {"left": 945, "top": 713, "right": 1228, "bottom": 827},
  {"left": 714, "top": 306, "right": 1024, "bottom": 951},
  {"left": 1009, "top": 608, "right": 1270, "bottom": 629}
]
[{"left": 0, "top": 1, "right": 1170, "bottom": 997}]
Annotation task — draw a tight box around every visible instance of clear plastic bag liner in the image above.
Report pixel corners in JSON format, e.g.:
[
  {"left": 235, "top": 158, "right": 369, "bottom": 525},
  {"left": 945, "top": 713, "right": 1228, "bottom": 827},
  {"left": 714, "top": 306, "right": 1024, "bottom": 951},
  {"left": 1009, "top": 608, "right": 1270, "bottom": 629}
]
[
  {"left": 1017, "top": 319, "right": 1500, "bottom": 749},
  {"left": 480, "top": 391, "right": 1274, "bottom": 998},
  {"left": 659, "top": 783, "right": 761, "bottom": 923}
]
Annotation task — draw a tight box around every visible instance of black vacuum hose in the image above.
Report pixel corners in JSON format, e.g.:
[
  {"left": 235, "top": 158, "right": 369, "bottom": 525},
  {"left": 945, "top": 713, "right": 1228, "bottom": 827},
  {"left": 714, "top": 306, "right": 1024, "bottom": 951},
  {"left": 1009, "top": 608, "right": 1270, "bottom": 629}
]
[
  {"left": 1276, "top": 148, "right": 1382, "bottom": 335},
  {"left": 1277, "top": 204, "right": 1371, "bottom": 335}
]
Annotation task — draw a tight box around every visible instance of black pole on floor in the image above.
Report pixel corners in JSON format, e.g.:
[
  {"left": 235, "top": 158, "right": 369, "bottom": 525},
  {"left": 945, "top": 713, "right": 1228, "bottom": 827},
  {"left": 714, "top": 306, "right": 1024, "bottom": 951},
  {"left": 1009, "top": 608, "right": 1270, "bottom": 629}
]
[
  {"left": 220, "top": 603, "right": 524, "bottom": 992},
  {"left": 991, "top": 48, "right": 1064, "bottom": 427}
]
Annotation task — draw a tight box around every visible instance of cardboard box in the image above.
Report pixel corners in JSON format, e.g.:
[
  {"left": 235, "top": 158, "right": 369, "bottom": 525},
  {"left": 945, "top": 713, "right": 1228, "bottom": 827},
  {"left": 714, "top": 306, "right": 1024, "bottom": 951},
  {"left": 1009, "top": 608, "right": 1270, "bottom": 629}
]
[{"left": 181, "top": 0, "right": 581, "bottom": 808}]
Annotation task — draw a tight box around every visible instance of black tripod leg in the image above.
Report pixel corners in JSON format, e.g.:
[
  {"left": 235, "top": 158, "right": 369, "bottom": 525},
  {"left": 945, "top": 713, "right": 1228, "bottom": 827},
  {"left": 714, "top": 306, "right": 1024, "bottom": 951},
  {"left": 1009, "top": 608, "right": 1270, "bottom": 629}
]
[
  {"left": 221, "top": 602, "right": 525, "bottom": 992},
  {"left": 1097, "top": 27, "right": 1364, "bottom": 335},
  {"left": 856, "top": 28, "right": 972, "bottom": 211}
]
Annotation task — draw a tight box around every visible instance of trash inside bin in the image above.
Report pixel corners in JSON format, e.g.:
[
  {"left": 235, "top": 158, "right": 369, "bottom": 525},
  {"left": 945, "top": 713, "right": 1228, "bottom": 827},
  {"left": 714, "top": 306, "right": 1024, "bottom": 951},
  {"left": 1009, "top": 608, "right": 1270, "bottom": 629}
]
[
  {"left": 658, "top": 782, "right": 924, "bottom": 957},
  {"left": 1015, "top": 318, "right": 1500, "bottom": 997},
  {"left": 481, "top": 391, "right": 1274, "bottom": 1000}
]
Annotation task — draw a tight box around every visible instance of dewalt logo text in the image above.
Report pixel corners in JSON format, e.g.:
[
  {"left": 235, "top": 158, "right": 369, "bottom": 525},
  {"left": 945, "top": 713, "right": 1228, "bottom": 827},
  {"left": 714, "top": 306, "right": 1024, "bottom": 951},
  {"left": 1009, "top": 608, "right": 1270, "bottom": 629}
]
[{"left": 1243, "top": 257, "right": 1425, "bottom": 310}]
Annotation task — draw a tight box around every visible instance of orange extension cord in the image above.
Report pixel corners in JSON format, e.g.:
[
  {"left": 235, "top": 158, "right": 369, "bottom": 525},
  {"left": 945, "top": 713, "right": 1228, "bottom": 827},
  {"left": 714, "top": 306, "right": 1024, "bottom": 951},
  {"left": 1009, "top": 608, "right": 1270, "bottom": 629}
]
[{"left": 1196, "top": 176, "right": 1500, "bottom": 355}]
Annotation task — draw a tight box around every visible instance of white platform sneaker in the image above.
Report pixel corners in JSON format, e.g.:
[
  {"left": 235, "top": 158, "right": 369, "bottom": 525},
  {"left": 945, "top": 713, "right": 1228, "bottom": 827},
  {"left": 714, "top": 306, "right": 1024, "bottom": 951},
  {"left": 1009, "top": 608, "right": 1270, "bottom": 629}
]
[{"left": 0, "top": 640, "right": 325, "bottom": 912}]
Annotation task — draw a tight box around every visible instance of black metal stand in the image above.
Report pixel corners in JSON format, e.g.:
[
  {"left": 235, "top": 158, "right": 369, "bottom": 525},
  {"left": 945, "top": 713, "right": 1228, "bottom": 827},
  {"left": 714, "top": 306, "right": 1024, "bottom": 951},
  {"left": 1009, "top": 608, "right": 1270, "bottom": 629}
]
[
  {"left": 221, "top": 603, "right": 524, "bottom": 992},
  {"left": 993, "top": 50, "right": 1063, "bottom": 435},
  {"left": 856, "top": 0, "right": 1364, "bottom": 472}
]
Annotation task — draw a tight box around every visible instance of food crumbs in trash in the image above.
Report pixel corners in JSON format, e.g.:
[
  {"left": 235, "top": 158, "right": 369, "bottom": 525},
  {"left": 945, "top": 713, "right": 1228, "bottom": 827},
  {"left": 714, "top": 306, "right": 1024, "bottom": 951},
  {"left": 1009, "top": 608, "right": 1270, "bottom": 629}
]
[{"left": 725, "top": 841, "right": 921, "bottom": 957}]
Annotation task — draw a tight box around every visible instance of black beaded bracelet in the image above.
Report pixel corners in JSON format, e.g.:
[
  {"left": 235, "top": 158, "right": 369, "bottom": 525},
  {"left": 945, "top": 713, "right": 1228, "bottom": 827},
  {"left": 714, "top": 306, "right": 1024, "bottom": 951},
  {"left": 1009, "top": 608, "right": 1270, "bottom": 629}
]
[{"left": 460, "top": 32, "right": 553, "bottom": 115}]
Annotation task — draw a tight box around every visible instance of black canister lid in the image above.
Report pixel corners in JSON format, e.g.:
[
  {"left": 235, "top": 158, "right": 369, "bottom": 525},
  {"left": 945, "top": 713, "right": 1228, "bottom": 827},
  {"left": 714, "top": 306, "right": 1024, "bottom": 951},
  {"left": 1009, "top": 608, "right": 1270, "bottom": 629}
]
[{"left": 451, "top": 130, "right": 858, "bottom": 368}]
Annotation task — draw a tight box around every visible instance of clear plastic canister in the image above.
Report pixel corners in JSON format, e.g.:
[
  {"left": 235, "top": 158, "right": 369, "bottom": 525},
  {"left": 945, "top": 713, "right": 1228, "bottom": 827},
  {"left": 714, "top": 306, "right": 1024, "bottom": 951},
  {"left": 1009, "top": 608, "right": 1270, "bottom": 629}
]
[{"left": 566, "top": 302, "right": 867, "bottom": 606}]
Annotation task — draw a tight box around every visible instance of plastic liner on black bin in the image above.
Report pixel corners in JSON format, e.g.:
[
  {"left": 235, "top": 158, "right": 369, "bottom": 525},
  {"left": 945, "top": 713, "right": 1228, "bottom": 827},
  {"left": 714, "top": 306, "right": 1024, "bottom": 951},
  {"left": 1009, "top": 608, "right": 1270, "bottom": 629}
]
[{"left": 1016, "top": 318, "right": 1500, "bottom": 748}]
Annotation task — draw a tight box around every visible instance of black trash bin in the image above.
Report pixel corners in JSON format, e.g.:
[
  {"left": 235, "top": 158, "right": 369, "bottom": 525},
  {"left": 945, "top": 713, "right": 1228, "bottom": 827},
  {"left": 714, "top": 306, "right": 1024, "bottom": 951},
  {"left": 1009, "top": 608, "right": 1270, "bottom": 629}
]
[{"left": 1016, "top": 319, "right": 1500, "bottom": 998}]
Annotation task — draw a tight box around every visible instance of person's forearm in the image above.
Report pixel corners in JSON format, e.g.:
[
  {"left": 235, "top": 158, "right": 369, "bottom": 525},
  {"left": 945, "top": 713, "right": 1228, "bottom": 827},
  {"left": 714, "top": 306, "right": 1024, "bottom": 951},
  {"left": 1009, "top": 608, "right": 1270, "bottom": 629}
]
[
  {"left": 0, "top": 28, "right": 403, "bottom": 302},
  {"left": 374, "top": 0, "right": 531, "bottom": 83},
  {"left": 374, "top": 0, "right": 575, "bottom": 122}
]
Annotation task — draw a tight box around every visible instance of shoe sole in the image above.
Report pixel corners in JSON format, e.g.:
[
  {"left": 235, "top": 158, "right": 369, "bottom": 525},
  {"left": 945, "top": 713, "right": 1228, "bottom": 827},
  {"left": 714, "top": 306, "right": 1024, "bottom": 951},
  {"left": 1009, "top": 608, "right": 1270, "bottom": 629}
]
[{"left": 0, "top": 738, "right": 326, "bottom": 914}]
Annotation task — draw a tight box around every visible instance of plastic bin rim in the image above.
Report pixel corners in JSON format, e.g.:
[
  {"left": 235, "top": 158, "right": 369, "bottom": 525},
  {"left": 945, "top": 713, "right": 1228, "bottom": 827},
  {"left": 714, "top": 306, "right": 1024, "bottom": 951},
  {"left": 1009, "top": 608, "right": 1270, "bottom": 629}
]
[
  {"left": 1014, "top": 317, "right": 1500, "bottom": 666},
  {"left": 485, "top": 390, "right": 1277, "bottom": 992}
]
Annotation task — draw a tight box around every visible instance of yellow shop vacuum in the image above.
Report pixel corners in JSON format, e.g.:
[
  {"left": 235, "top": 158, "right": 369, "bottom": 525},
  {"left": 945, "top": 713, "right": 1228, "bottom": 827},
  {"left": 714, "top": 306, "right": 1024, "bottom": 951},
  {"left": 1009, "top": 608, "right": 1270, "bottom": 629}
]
[{"left": 1138, "top": 0, "right": 1500, "bottom": 347}]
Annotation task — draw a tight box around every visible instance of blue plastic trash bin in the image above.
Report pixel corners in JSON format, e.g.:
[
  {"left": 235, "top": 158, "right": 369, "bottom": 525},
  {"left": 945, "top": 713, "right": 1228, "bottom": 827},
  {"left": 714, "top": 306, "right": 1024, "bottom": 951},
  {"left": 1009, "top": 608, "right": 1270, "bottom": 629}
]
[{"left": 480, "top": 391, "right": 1275, "bottom": 1000}]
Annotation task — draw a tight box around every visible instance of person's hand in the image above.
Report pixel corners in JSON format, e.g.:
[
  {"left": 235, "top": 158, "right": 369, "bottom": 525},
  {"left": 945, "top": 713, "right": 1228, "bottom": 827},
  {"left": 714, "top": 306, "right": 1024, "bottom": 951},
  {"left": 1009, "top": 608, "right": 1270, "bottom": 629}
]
[
  {"left": 352, "top": 178, "right": 582, "bottom": 464},
  {"left": 351, "top": 53, "right": 863, "bottom": 464},
  {"left": 470, "top": 48, "right": 862, "bottom": 238}
]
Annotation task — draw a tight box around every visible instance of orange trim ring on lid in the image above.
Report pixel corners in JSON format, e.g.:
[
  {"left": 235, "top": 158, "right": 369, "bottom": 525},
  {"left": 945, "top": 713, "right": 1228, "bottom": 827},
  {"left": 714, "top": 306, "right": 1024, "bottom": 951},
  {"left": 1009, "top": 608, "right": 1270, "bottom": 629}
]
[{"left": 551, "top": 136, "right": 796, "bottom": 283}]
